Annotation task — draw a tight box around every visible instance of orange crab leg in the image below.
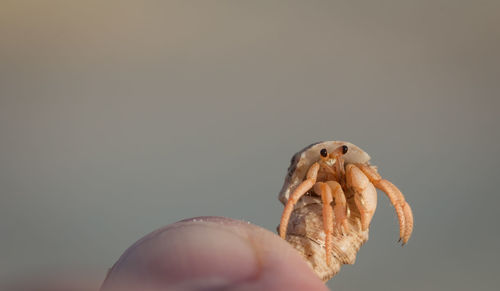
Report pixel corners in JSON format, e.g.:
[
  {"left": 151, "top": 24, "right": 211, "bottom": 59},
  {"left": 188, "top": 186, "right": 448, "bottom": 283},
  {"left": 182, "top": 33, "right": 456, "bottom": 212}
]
[
  {"left": 279, "top": 162, "right": 320, "bottom": 239},
  {"left": 355, "top": 164, "right": 414, "bottom": 245},
  {"left": 325, "top": 181, "right": 349, "bottom": 235},
  {"left": 313, "top": 182, "right": 334, "bottom": 266}
]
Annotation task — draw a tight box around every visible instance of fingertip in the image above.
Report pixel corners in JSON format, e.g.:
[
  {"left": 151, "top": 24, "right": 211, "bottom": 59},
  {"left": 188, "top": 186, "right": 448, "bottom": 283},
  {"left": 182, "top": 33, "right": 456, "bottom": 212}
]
[{"left": 101, "top": 217, "right": 327, "bottom": 291}]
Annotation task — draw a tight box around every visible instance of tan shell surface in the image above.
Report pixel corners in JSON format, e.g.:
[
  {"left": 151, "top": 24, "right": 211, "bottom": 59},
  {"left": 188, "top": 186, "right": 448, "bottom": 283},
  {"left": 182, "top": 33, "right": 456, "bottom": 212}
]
[{"left": 278, "top": 141, "right": 371, "bottom": 281}]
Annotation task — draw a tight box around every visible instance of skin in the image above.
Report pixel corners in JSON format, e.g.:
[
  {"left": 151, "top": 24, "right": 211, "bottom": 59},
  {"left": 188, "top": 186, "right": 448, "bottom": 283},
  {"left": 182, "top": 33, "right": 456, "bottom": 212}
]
[
  {"left": 99, "top": 217, "right": 328, "bottom": 291},
  {"left": 7, "top": 217, "right": 328, "bottom": 291}
]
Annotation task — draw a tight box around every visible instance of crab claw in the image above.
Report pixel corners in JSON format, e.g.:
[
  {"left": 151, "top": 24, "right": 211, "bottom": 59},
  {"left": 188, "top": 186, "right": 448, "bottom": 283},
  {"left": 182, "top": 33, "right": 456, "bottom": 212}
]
[
  {"left": 355, "top": 164, "right": 414, "bottom": 244},
  {"left": 345, "top": 164, "right": 377, "bottom": 231}
]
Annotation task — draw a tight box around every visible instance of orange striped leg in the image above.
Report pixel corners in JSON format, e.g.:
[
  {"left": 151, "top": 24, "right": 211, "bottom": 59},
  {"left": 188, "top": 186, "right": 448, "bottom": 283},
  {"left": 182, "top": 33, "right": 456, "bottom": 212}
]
[
  {"left": 355, "top": 164, "right": 414, "bottom": 245},
  {"left": 313, "top": 182, "right": 334, "bottom": 266},
  {"left": 279, "top": 162, "right": 320, "bottom": 239},
  {"left": 325, "top": 181, "right": 349, "bottom": 235}
]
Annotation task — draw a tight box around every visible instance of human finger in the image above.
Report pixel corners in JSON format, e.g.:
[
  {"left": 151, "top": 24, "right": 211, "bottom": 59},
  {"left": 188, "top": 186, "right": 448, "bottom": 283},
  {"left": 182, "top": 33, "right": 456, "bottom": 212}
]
[{"left": 101, "top": 216, "right": 328, "bottom": 291}]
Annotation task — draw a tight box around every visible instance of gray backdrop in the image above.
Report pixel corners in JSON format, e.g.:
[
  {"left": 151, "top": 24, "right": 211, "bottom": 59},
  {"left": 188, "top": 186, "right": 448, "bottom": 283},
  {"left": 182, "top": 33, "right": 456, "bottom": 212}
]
[{"left": 1, "top": 1, "right": 499, "bottom": 290}]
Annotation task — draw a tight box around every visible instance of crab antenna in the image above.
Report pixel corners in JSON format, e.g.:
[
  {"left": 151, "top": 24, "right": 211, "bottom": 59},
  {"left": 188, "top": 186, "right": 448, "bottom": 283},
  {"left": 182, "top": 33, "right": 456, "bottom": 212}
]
[
  {"left": 329, "top": 145, "right": 348, "bottom": 187},
  {"left": 328, "top": 145, "right": 348, "bottom": 158}
]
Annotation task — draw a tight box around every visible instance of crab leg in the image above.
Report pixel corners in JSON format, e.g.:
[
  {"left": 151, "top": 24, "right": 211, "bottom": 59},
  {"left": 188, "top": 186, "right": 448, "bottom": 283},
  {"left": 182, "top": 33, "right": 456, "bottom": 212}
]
[
  {"left": 279, "top": 162, "right": 320, "bottom": 239},
  {"left": 313, "top": 182, "right": 334, "bottom": 266},
  {"left": 325, "top": 181, "right": 349, "bottom": 235},
  {"left": 355, "top": 164, "right": 414, "bottom": 245}
]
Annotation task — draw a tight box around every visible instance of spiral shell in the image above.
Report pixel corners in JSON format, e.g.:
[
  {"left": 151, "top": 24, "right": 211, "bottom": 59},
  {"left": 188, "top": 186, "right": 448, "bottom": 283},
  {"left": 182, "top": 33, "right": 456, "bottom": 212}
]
[{"left": 278, "top": 141, "right": 372, "bottom": 281}]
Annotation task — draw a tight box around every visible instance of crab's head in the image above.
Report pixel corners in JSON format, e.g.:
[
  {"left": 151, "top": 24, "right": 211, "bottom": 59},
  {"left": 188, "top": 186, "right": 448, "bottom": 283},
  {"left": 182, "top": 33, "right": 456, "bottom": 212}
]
[
  {"left": 318, "top": 144, "right": 349, "bottom": 167},
  {"left": 279, "top": 141, "right": 371, "bottom": 206}
]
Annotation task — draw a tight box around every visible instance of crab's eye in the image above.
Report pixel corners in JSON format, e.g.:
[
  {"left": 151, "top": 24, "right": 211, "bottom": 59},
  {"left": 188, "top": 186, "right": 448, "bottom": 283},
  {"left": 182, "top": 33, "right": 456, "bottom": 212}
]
[
  {"left": 342, "top": 145, "right": 348, "bottom": 154},
  {"left": 320, "top": 148, "right": 328, "bottom": 157}
]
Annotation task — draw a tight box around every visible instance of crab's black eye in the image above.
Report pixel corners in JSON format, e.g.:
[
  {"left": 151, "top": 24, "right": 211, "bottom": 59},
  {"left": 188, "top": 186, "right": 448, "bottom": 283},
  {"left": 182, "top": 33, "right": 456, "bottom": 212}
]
[
  {"left": 342, "top": 145, "right": 348, "bottom": 154},
  {"left": 320, "top": 148, "right": 328, "bottom": 157}
]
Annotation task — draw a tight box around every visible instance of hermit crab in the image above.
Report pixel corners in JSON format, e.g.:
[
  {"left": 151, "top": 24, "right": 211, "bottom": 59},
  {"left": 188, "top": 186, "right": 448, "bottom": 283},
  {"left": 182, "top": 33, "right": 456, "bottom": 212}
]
[{"left": 278, "top": 141, "right": 413, "bottom": 281}]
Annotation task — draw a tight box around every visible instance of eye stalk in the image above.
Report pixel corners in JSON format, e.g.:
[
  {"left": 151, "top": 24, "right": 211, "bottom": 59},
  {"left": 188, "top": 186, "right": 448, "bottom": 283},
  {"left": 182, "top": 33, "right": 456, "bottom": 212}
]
[
  {"left": 320, "top": 148, "right": 328, "bottom": 157},
  {"left": 328, "top": 145, "right": 349, "bottom": 158},
  {"left": 342, "top": 145, "right": 348, "bottom": 155}
]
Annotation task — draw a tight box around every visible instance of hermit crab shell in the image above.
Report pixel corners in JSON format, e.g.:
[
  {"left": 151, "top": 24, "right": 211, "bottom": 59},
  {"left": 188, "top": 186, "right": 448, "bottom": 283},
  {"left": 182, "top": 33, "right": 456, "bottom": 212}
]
[{"left": 278, "top": 141, "right": 372, "bottom": 281}]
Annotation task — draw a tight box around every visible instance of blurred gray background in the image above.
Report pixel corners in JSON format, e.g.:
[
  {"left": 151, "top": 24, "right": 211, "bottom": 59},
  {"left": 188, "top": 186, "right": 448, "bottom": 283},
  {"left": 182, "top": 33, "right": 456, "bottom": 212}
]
[{"left": 1, "top": 1, "right": 499, "bottom": 290}]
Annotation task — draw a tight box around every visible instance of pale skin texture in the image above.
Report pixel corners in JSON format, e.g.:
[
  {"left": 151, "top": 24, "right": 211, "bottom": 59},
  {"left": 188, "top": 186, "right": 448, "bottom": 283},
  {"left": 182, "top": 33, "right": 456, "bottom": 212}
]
[
  {"left": 279, "top": 145, "right": 414, "bottom": 266},
  {"left": 99, "top": 217, "right": 328, "bottom": 291},
  {"left": 7, "top": 217, "right": 328, "bottom": 291}
]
